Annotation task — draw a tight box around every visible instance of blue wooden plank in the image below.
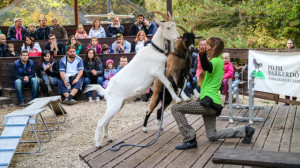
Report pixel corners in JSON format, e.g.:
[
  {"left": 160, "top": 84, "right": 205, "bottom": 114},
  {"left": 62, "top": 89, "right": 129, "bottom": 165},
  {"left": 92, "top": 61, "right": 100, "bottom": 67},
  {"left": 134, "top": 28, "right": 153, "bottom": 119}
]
[
  {"left": 0, "top": 149, "right": 14, "bottom": 152},
  {"left": 0, "top": 136, "right": 21, "bottom": 139},
  {"left": 5, "top": 124, "right": 26, "bottom": 126},
  {"left": 0, "top": 163, "right": 8, "bottom": 166}
]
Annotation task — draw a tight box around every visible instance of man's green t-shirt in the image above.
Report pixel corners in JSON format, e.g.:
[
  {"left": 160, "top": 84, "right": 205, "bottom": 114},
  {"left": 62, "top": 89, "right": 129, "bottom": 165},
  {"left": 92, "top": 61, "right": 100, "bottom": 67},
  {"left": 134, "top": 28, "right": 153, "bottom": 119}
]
[{"left": 200, "top": 55, "right": 224, "bottom": 105}]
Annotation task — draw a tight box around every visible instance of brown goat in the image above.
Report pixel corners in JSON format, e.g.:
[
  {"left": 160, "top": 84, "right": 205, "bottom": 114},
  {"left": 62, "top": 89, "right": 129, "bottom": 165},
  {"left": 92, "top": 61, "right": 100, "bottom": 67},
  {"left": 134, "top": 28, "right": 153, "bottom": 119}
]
[{"left": 142, "top": 26, "right": 198, "bottom": 132}]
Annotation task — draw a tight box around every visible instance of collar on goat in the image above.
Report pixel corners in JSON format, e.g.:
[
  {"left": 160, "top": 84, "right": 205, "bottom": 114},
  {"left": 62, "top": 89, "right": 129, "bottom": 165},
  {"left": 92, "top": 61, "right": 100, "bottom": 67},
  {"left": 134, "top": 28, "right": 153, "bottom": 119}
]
[{"left": 151, "top": 41, "right": 165, "bottom": 54}]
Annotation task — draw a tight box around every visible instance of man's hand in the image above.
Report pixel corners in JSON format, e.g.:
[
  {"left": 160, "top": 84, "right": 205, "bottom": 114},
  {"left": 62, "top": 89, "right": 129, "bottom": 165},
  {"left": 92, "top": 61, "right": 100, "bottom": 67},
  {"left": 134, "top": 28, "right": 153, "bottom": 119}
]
[
  {"left": 24, "top": 76, "right": 29, "bottom": 82},
  {"left": 72, "top": 78, "right": 79, "bottom": 85},
  {"left": 64, "top": 80, "right": 68, "bottom": 87}
]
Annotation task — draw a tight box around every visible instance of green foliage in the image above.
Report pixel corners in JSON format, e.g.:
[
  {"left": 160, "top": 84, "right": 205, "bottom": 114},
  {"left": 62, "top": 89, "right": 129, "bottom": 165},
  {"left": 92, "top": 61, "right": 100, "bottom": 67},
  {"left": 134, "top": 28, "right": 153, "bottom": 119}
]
[{"left": 145, "top": 0, "right": 300, "bottom": 49}]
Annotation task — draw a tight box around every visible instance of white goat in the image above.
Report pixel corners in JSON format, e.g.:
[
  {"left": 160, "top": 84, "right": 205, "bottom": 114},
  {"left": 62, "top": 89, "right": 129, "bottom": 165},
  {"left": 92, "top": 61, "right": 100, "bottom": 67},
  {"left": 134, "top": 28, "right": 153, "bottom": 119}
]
[{"left": 85, "top": 11, "right": 182, "bottom": 147}]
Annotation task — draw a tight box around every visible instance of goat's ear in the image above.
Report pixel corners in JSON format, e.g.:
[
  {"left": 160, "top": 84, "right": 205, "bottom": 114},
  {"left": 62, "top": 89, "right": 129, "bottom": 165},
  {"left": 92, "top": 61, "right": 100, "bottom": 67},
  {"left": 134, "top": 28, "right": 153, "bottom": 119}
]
[{"left": 154, "top": 18, "right": 163, "bottom": 27}]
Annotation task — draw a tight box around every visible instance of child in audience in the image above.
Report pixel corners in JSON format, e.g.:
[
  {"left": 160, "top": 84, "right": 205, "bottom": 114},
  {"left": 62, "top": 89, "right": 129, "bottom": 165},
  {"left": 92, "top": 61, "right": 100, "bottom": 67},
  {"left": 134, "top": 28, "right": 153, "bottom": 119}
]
[
  {"left": 101, "top": 43, "right": 113, "bottom": 54},
  {"left": 21, "top": 36, "right": 42, "bottom": 57},
  {"left": 117, "top": 56, "right": 128, "bottom": 72},
  {"left": 221, "top": 52, "right": 234, "bottom": 103},
  {"left": 25, "top": 23, "right": 39, "bottom": 40},
  {"left": 75, "top": 24, "right": 89, "bottom": 39},
  {"left": 6, "top": 43, "right": 18, "bottom": 57},
  {"left": 65, "top": 35, "right": 82, "bottom": 55},
  {"left": 86, "top": 37, "right": 102, "bottom": 54},
  {"left": 103, "top": 59, "right": 117, "bottom": 88},
  {"left": 83, "top": 48, "right": 104, "bottom": 102}
]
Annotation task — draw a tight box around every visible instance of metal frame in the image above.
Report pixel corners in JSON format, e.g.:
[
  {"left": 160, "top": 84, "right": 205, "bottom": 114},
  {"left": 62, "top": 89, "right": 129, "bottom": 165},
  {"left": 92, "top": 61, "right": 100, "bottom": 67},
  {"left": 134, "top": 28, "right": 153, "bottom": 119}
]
[{"left": 219, "top": 72, "right": 265, "bottom": 125}]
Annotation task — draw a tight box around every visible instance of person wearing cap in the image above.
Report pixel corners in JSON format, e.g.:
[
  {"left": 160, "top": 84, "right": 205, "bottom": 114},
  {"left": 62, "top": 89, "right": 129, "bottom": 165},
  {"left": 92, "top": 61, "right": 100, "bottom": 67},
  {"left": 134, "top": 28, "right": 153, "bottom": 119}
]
[
  {"left": 103, "top": 59, "right": 117, "bottom": 88},
  {"left": 7, "top": 18, "right": 27, "bottom": 40},
  {"left": 106, "top": 17, "right": 124, "bottom": 37},
  {"left": 111, "top": 33, "right": 131, "bottom": 54}
]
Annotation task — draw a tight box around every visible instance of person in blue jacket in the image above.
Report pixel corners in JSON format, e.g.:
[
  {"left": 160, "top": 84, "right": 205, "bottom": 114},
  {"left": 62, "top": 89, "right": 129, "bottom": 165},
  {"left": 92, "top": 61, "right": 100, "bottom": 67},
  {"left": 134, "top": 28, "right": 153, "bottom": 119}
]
[
  {"left": 13, "top": 50, "right": 39, "bottom": 106},
  {"left": 106, "top": 17, "right": 124, "bottom": 37},
  {"left": 143, "top": 19, "right": 158, "bottom": 36},
  {"left": 36, "top": 17, "right": 51, "bottom": 40}
]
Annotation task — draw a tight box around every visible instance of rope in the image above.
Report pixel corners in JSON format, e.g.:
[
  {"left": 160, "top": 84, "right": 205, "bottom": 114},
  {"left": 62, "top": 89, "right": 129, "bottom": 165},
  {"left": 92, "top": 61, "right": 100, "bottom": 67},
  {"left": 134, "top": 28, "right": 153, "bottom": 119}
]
[{"left": 110, "top": 86, "right": 166, "bottom": 151}]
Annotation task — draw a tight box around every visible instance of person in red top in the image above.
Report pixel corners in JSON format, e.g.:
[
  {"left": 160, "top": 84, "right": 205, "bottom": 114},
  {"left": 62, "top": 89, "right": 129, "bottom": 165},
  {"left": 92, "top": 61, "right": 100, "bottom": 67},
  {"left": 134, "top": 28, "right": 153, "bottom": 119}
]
[
  {"left": 221, "top": 52, "right": 234, "bottom": 103},
  {"left": 196, "top": 39, "right": 207, "bottom": 79}
]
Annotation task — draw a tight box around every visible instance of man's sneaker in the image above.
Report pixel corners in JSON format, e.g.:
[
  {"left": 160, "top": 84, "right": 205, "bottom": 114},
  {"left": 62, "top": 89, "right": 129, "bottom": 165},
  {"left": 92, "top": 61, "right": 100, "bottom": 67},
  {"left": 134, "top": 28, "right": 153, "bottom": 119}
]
[
  {"left": 88, "top": 97, "right": 94, "bottom": 103},
  {"left": 19, "top": 102, "right": 26, "bottom": 107},
  {"left": 69, "top": 99, "right": 77, "bottom": 105},
  {"left": 47, "top": 85, "right": 53, "bottom": 94},
  {"left": 63, "top": 98, "right": 69, "bottom": 105},
  {"left": 95, "top": 97, "right": 100, "bottom": 102},
  {"left": 175, "top": 139, "right": 197, "bottom": 150},
  {"left": 242, "top": 126, "right": 255, "bottom": 144}
]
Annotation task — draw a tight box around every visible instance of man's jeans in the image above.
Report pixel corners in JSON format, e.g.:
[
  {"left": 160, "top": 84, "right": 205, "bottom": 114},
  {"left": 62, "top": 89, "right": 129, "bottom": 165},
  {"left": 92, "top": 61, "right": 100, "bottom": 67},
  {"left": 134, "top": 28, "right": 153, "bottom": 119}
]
[
  {"left": 14, "top": 78, "right": 39, "bottom": 103},
  {"left": 184, "top": 76, "right": 200, "bottom": 97}
]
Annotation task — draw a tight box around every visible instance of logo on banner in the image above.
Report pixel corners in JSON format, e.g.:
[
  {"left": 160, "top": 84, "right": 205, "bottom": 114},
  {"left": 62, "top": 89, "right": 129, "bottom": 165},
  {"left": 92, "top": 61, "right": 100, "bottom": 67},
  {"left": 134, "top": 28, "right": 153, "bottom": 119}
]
[{"left": 250, "top": 59, "right": 265, "bottom": 79}]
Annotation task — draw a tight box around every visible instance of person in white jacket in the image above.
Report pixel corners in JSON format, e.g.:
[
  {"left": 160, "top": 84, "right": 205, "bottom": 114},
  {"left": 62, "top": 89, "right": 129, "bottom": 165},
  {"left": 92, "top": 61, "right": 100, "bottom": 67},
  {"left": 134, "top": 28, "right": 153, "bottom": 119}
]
[
  {"left": 88, "top": 18, "right": 107, "bottom": 38},
  {"left": 21, "top": 36, "right": 42, "bottom": 57}
]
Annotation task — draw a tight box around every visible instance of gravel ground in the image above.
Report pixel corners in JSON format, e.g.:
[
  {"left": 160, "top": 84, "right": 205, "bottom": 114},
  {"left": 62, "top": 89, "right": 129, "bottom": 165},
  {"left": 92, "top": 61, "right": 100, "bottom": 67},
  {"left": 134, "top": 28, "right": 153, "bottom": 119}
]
[{"left": 0, "top": 95, "right": 276, "bottom": 168}]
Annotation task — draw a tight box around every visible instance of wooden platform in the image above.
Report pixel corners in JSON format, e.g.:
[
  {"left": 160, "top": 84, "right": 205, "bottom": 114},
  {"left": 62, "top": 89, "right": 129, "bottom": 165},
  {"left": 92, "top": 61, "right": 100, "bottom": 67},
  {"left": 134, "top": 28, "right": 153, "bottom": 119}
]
[{"left": 79, "top": 105, "right": 300, "bottom": 168}]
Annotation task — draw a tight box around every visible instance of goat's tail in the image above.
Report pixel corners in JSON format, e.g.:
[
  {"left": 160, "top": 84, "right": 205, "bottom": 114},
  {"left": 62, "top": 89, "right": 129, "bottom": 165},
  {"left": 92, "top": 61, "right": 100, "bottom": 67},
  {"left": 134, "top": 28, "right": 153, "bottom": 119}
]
[{"left": 83, "top": 84, "right": 105, "bottom": 97}]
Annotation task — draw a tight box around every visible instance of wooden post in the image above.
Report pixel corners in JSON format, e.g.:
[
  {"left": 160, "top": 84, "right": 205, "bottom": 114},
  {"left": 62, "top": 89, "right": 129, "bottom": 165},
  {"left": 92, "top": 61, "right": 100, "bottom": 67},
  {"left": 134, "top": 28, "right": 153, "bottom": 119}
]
[
  {"left": 74, "top": 0, "right": 79, "bottom": 25},
  {"left": 167, "top": 0, "right": 172, "bottom": 54}
]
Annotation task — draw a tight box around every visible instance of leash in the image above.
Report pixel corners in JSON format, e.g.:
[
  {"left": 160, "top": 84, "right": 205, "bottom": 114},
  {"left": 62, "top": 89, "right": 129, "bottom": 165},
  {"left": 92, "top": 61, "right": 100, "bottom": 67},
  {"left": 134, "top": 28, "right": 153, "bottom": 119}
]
[{"left": 110, "top": 86, "right": 166, "bottom": 151}]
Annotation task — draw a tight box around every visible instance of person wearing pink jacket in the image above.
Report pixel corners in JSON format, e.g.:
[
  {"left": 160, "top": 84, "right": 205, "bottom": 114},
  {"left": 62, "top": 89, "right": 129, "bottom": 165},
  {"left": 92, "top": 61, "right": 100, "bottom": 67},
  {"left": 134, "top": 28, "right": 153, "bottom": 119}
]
[
  {"left": 222, "top": 52, "right": 234, "bottom": 102},
  {"left": 75, "top": 24, "right": 89, "bottom": 39}
]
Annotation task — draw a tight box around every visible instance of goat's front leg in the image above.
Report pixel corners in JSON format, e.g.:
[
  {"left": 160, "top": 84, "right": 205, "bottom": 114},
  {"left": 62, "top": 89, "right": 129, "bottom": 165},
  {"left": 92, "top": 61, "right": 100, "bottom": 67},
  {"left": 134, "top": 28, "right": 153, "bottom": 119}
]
[
  {"left": 156, "top": 73, "right": 182, "bottom": 103},
  {"left": 103, "top": 123, "right": 112, "bottom": 142}
]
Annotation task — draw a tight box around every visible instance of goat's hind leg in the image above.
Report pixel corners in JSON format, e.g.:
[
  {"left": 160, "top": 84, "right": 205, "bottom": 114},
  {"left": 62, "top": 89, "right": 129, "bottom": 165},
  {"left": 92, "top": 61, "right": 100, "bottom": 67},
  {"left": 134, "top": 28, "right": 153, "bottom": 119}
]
[
  {"left": 156, "top": 91, "right": 172, "bottom": 129},
  {"left": 94, "top": 100, "right": 124, "bottom": 148}
]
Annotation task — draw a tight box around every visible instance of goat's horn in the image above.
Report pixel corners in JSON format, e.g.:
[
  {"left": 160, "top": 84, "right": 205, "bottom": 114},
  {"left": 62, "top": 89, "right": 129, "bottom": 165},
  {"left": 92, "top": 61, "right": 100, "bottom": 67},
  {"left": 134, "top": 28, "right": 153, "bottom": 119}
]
[
  {"left": 150, "top": 11, "right": 170, "bottom": 21},
  {"left": 190, "top": 26, "right": 196, "bottom": 34},
  {"left": 167, "top": 11, "right": 173, "bottom": 21},
  {"left": 177, "top": 25, "right": 188, "bottom": 33}
]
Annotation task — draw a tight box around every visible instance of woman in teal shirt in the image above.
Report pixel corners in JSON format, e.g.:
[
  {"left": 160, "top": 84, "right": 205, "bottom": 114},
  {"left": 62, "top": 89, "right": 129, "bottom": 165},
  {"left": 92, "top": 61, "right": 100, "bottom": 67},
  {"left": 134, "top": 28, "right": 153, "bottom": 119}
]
[
  {"left": 171, "top": 37, "right": 255, "bottom": 150},
  {"left": 65, "top": 35, "right": 82, "bottom": 55}
]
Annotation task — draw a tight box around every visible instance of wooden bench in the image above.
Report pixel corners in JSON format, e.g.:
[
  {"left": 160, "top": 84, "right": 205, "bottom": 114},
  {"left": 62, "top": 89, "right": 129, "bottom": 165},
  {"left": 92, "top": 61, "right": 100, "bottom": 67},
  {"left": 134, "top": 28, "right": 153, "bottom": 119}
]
[
  {"left": 0, "top": 23, "right": 135, "bottom": 37},
  {"left": 6, "top": 36, "right": 153, "bottom": 54},
  {"left": 212, "top": 147, "right": 300, "bottom": 168},
  {"left": 0, "top": 53, "right": 135, "bottom": 104}
]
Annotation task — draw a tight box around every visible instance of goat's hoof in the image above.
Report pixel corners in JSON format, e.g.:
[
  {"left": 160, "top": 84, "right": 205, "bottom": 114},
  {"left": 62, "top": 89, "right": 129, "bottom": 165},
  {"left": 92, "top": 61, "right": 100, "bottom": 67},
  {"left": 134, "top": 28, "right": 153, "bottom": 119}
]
[
  {"left": 143, "top": 127, "right": 148, "bottom": 133},
  {"left": 95, "top": 143, "right": 102, "bottom": 149},
  {"left": 175, "top": 98, "right": 182, "bottom": 103},
  {"left": 108, "top": 138, "right": 113, "bottom": 143},
  {"left": 183, "top": 97, "right": 191, "bottom": 101},
  {"left": 156, "top": 119, "right": 161, "bottom": 126}
]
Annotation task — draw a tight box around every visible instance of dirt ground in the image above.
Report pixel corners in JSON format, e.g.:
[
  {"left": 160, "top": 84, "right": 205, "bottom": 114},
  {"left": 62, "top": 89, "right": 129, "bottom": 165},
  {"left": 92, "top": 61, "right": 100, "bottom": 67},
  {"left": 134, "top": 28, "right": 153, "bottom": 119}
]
[{"left": 0, "top": 95, "right": 276, "bottom": 168}]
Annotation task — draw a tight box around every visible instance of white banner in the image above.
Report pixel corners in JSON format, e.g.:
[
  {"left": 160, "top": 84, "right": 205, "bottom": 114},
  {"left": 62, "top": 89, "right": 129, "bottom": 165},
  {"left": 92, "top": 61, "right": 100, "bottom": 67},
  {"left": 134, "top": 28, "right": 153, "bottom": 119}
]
[{"left": 248, "top": 50, "right": 300, "bottom": 97}]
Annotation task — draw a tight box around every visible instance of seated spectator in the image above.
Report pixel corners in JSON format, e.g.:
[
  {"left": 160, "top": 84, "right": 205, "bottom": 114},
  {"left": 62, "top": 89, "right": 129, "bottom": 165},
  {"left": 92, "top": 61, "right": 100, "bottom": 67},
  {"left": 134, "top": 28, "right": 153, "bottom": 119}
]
[
  {"left": 13, "top": 50, "right": 39, "bottom": 106},
  {"left": 106, "top": 17, "right": 124, "bottom": 37},
  {"left": 130, "top": 30, "right": 151, "bottom": 53},
  {"left": 39, "top": 50, "right": 59, "bottom": 96},
  {"left": 129, "top": 14, "right": 145, "bottom": 36},
  {"left": 6, "top": 43, "right": 19, "bottom": 57},
  {"left": 101, "top": 43, "right": 113, "bottom": 54},
  {"left": 0, "top": 34, "right": 8, "bottom": 57},
  {"left": 36, "top": 17, "right": 51, "bottom": 40},
  {"left": 284, "top": 39, "right": 297, "bottom": 105},
  {"left": 75, "top": 24, "right": 89, "bottom": 39},
  {"left": 83, "top": 48, "right": 104, "bottom": 103},
  {"left": 65, "top": 35, "right": 82, "bottom": 55},
  {"left": 50, "top": 18, "right": 68, "bottom": 40},
  {"left": 45, "top": 34, "right": 66, "bottom": 56},
  {"left": 116, "top": 56, "right": 128, "bottom": 72},
  {"left": 143, "top": 19, "right": 158, "bottom": 36},
  {"left": 58, "top": 45, "right": 84, "bottom": 105},
  {"left": 184, "top": 52, "right": 200, "bottom": 97},
  {"left": 112, "top": 33, "right": 131, "bottom": 53},
  {"left": 89, "top": 18, "right": 106, "bottom": 38},
  {"left": 21, "top": 36, "right": 42, "bottom": 57},
  {"left": 25, "top": 23, "right": 39, "bottom": 40},
  {"left": 7, "top": 18, "right": 27, "bottom": 41},
  {"left": 86, "top": 37, "right": 102, "bottom": 54},
  {"left": 103, "top": 59, "right": 117, "bottom": 88}
]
